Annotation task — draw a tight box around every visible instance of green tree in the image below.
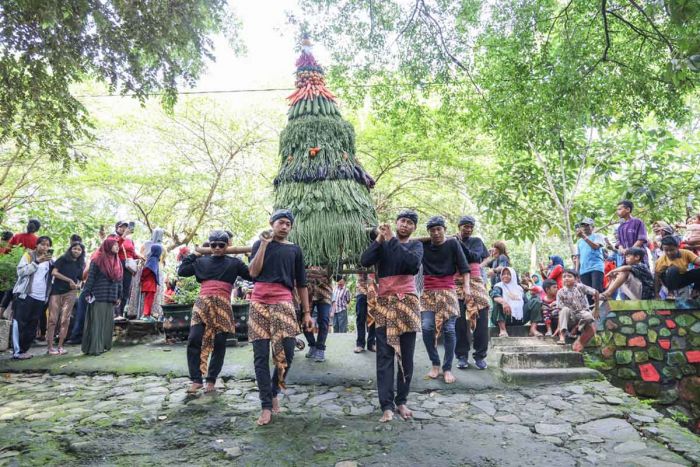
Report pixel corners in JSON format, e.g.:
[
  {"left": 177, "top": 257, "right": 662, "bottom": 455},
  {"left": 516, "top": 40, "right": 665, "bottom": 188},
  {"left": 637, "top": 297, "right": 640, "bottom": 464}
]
[
  {"left": 294, "top": 0, "right": 700, "bottom": 252},
  {"left": 0, "top": 0, "right": 241, "bottom": 166}
]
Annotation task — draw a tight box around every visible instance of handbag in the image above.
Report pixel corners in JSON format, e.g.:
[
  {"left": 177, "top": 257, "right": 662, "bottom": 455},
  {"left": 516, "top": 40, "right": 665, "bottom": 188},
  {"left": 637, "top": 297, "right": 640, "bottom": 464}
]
[{"left": 122, "top": 244, "right": 138, "bottom": 274}]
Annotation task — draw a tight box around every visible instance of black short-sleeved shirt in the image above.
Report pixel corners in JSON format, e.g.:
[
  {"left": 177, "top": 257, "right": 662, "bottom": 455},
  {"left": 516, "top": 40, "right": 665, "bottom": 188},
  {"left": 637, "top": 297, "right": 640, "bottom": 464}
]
[
  {"left": 250, "top": 240, "right": 306, "bottom": 290},
  {"left": 360, "top": 238, "right": 423, "bottom": 279},
  {"left": 51, "top": 257, "right": 84, "bottom": 295},
  {"left": 459, "top": 235, "right": 489, "bottom": 264},
  {"left": 177, "top": 254, "right": 251, "bottom": 284},
  {"left": 422, "top": 238, "right": 469, "bottom": 276}
]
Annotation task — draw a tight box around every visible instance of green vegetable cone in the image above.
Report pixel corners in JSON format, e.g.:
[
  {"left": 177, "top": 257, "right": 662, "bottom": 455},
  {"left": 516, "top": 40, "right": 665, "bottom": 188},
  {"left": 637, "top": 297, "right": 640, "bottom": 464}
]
[{"left": 274, "top": 36, "right": 377, "bottom": 268}]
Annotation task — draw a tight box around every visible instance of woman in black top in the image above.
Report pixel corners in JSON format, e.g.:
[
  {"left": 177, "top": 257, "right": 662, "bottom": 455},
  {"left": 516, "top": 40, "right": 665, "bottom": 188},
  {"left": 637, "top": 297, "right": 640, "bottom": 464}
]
[{"left": 47, "top": 242, "right": 85, "bottom": 355}]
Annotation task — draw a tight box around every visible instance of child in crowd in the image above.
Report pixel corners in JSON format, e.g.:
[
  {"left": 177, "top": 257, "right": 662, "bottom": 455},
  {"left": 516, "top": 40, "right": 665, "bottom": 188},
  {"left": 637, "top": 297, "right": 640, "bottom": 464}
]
[
  {"left": 655, "top": 236, "right": 700, "bottom": 299},
  {"left": 678, "top": 214, "right": 700, "bottom": 253},
  {"left": 541, "top": 279, "right": 559, "bottom": 337},
  {"left": 556, "top": 269, "right": 600, "bottom": 352},
  {"left": 601, "top": 247, "right": 655, "bottom": 300}
]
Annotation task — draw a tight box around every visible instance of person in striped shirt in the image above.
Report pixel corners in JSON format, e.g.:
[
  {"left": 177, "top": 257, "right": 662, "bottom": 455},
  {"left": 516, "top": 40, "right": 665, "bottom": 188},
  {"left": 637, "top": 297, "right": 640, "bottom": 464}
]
[{"left": 331, "top": 276, "right": 351, "bottom": 332}]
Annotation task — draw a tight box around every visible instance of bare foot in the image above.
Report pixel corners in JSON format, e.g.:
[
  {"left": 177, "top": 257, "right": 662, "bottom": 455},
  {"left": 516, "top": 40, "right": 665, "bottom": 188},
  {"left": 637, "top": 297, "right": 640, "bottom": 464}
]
[
  {"left": 426, "top": 366, "right": 440, "bottom": 379},
  {"left": 187, "top": 383, "right": 203, "bottom": 394},
  {"left": 396, "top": 405, "right": 413, "bottom": 420},
  {"left": 204, "top": 382, "right": 216, "bottom": 393},
  {"left": 379, "top": 410, "right": 394, "bottom": 423},
  {"left": 272, "top": 396, "right": 281, "bottom": 414},
  {"left": 498, "top": 330, "right": 509, "bottom": 337},
  {"left": 443, "top": 371, "right": 456, "bottom": 384},
  {"left": 572, "top": 339, "right": 584, "bottom": 352},
  {"left": 257, "top": 409, "right": 272, "bottom": 426},
  {"left": 529, "top": 330, "right": 544, "bottom": 337}
]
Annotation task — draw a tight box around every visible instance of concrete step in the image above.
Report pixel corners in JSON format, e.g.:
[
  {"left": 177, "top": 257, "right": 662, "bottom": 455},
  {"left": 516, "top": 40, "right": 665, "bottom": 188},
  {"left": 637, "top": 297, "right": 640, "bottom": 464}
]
[
  {"left": 500, "top": 351, "right": 584, "bottom": 369},
  {"left": 490, "top": 337, "right": 558, "bottom": 347},
  {"left": 489, "top": 325, "right": 547, "bottom": 337},
  {"left": 502, "top": 368, "right": 601, "bottom": 384},
  {"left": 494, "top": 345, "right": 570, "bottom": 353}
]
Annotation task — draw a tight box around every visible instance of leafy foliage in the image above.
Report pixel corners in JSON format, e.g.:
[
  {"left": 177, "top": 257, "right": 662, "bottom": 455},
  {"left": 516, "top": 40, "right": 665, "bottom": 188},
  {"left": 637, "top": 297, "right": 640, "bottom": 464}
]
[{"left": 0, "top": 0, "right": 239, "bottom": 165}]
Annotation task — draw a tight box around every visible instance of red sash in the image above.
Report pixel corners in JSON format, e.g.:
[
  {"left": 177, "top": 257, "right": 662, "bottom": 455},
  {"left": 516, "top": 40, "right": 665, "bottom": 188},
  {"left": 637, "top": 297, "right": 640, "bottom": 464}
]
[
  {"left": 378, "top": 275, "right": 416, "bottom": 298},
  {"left": 251, "top": 282, "right": 293, "bottom": 304},
  {"left": 424, "top": 275, "right": 456, "bottom": 291}
]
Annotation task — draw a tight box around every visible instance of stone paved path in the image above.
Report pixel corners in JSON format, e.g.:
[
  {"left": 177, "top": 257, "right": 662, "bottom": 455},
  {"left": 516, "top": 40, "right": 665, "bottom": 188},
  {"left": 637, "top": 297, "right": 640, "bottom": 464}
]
[{"left": 0, "top": 373, "right": 698, "bottom": 466}]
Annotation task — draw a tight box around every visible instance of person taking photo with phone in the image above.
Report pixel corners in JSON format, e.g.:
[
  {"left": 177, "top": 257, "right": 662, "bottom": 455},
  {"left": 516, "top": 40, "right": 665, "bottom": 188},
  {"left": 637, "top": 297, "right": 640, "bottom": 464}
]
[{"left": 11, "top": 236, "right": 54, "bottom": 359}]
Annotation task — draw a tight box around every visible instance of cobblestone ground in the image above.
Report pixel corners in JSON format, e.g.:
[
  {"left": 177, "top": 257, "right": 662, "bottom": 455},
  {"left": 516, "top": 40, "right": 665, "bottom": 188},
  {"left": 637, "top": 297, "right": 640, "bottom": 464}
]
[{"left": 0, "top": 373, "right": 698, "bottom": 466}]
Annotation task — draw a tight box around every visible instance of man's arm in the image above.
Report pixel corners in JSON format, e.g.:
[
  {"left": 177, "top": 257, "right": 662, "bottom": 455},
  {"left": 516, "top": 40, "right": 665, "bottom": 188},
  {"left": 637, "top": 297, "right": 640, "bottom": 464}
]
[
  {"left": 654, "top": 273, "right": 663, "bottom": 298},
  {"left": 248, "top": 240, "right": 268, "bottom": 278},
  {"left": 360, "top": 240, "right": 382, "bottom": 268},
  {"left": 401, "top": 239, "right": 423, "bottom": 274},
  {"left": 633, "top": 221, "right": 648, "bottom": 248},
  {"left": 177, "top": 254, "right": 198, "bottom": 277}
]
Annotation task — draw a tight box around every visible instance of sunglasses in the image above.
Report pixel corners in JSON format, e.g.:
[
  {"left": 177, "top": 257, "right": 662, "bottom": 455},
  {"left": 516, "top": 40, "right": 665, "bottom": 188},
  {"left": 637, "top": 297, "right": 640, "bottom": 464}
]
[{"left": 210, "top": 242, "right": 227, "bottom": 249}]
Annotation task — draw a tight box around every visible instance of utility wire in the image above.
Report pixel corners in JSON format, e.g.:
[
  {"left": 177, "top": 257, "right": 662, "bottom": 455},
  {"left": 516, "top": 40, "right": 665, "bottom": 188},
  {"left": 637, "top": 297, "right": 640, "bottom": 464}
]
[{"left": 75, "top": 81, "right": 451, "bottom": 98}]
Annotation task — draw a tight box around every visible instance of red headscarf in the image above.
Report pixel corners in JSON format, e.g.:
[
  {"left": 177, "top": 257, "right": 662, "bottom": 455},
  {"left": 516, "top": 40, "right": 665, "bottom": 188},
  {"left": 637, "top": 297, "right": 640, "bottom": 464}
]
[{"left": 93, "top": 238, "right": 123, "bottom": 282}]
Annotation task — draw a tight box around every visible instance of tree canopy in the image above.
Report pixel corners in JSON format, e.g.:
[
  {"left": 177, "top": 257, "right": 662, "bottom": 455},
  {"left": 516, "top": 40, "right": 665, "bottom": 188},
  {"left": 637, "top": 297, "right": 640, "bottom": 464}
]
[{"left": 0, "top": 0, "right": 240, "bottom": 165}]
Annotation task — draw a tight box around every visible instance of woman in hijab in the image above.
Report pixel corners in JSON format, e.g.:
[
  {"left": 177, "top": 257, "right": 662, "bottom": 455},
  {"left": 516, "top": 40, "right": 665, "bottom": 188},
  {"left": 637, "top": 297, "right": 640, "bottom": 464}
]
[
  {"left": 540, "top": 255, "right": 565, "bottom": 289},
  {"left": 82, "top": 238, "right": 123, "bottom": 355},
  {"left": 490, "top": 267, "right": 542, "bottom": 337},
  {"left": 140, "top": 244, "right": 162, "bottom": 322}
]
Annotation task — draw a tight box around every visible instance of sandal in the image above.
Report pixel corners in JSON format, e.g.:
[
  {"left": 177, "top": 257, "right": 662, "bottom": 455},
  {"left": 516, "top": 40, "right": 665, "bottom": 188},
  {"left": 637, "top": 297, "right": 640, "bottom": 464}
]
[
  {"left": 47, "top": 348, "right": 59, "bottom": 356},
  {"left": 58, "top": 347, "right": 67, "bottom": 355},
  {"left": 498, "top": 331, "right": 509, "bottom": 338}
]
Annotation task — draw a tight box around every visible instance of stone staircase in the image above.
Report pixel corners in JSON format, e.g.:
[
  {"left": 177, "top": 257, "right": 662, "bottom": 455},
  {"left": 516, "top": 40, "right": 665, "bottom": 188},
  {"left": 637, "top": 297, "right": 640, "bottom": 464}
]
[{"left": 488, "top": 326, "right": 601, "bottom": 384}]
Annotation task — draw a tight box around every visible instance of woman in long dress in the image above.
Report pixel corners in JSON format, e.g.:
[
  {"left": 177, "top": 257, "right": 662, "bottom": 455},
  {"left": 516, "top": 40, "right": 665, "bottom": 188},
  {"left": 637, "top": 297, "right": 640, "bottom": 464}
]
[{"left": 82, "top": 238, "right": 123, "bottom": 355}]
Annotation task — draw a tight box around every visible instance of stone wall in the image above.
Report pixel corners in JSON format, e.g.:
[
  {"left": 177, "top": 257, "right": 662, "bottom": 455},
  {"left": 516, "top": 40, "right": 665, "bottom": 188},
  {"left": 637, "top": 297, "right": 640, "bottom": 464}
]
[{"left": 585, "top": 300, "right": 700, "bottom": 431}]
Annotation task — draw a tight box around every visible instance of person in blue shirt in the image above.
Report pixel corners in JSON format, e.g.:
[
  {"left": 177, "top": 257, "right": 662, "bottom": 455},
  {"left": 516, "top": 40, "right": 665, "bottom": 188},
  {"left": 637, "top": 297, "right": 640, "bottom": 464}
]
[{"left": 575, "top": 218, "right": 605, "bottom": 293}]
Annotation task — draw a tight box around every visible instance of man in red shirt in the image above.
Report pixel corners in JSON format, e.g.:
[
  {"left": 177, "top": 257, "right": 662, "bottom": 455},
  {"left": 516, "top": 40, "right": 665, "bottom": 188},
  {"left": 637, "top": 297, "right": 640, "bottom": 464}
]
[
  {"left": 108, "top": 221, "right": 141, "bottom": 319},
  {"left": 9, "top": 219, "right": 40, "bottom": 250}
]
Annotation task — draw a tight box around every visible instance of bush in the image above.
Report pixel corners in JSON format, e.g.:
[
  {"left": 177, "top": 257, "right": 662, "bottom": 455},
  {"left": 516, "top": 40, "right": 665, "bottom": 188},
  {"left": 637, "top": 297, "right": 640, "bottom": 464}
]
[
  {"left": 0, "top": 248, "right": 24, "bottom": 291},
  {"left": 174, "top": 276, "right": 200, "bottom": 305}
]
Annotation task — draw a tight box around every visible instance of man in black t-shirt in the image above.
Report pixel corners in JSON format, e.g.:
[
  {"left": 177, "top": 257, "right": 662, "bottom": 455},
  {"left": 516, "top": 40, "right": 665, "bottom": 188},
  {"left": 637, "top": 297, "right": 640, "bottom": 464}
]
[
  {"left": 248, "top": 209, "right": 312, "bottom": 426},
  {"left": 360, "top": 210, "right": 423, "bottom": 423},
  {"left": 454, "top": 216, "right": 492, "bottom": 370}
]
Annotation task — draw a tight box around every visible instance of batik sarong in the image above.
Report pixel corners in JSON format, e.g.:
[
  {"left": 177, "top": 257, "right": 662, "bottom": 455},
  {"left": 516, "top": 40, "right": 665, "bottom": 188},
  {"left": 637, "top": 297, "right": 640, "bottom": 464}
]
[
  {"left": 248, "top": 301, "right": 301, "bottom": 388},
  {"left": 191, "top": 295, "right": 235, "bottom": 377}
]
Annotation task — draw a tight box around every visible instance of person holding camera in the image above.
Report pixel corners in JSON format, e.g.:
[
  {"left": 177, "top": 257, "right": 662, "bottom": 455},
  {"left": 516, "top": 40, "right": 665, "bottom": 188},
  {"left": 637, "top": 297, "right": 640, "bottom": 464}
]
[{"left": 11, "top": 236, "right": 54, "bottom": 359}]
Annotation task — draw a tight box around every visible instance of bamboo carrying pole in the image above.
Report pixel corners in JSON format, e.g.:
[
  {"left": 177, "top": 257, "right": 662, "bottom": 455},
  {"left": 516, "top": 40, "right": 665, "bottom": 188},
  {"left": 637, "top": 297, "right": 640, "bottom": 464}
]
[{"left": 193, "top": 230, "right": 372, "bottom": 276}]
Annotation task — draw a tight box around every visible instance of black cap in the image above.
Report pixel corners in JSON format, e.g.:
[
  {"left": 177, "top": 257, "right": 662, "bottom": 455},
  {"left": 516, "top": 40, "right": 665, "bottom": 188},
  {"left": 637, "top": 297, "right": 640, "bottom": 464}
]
[
  {"left": 396, "top": 209, "right": 418, "bottom": 225},
  {"left": 426, "top": 215, "right": 446, "bottom": 230},
  {"left": 270, "top": 209, "right": 295, "bottom": 225},
  {"left": 458, "top": 215, "right": 476, "bottom": 227},
  {"left": 208, "top": 230, "right": 230, "bottom": 243}
]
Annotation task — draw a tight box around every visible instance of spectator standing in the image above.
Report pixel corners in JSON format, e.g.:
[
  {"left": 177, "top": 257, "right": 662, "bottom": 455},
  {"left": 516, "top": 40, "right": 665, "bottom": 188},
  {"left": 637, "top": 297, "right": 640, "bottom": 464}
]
[
  {"left": 0, "top": 231, "right": 13, "bottom": 254},
  {"left": 82, "top": 238, "right": 123, "bottom": 356},
  {"left": 46, "top": 242, "right": 85, "bottom": 355},
  {"left": 331, "top": 276, "right": 350, "bottom": 333},
  {"left": 9, "top": 219, "right": 41, "bottom": 250},
  {"left": 575, "top": 218, "right": 605, "bottom": 292},
  {"left": 108, "top": 221, "right": 141, "bottom": 319},
  {"left": 483, "top": 241, "right": 510, "bottom": 287},
  {"left": 11, "top": 236, "right": 53, "bottom": 359},
  {"left": 615, "top": 200, "right": 648, "bottom": 256},
  {"left": 353, "top": 273, "right": 375, "bottom": 353}
]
